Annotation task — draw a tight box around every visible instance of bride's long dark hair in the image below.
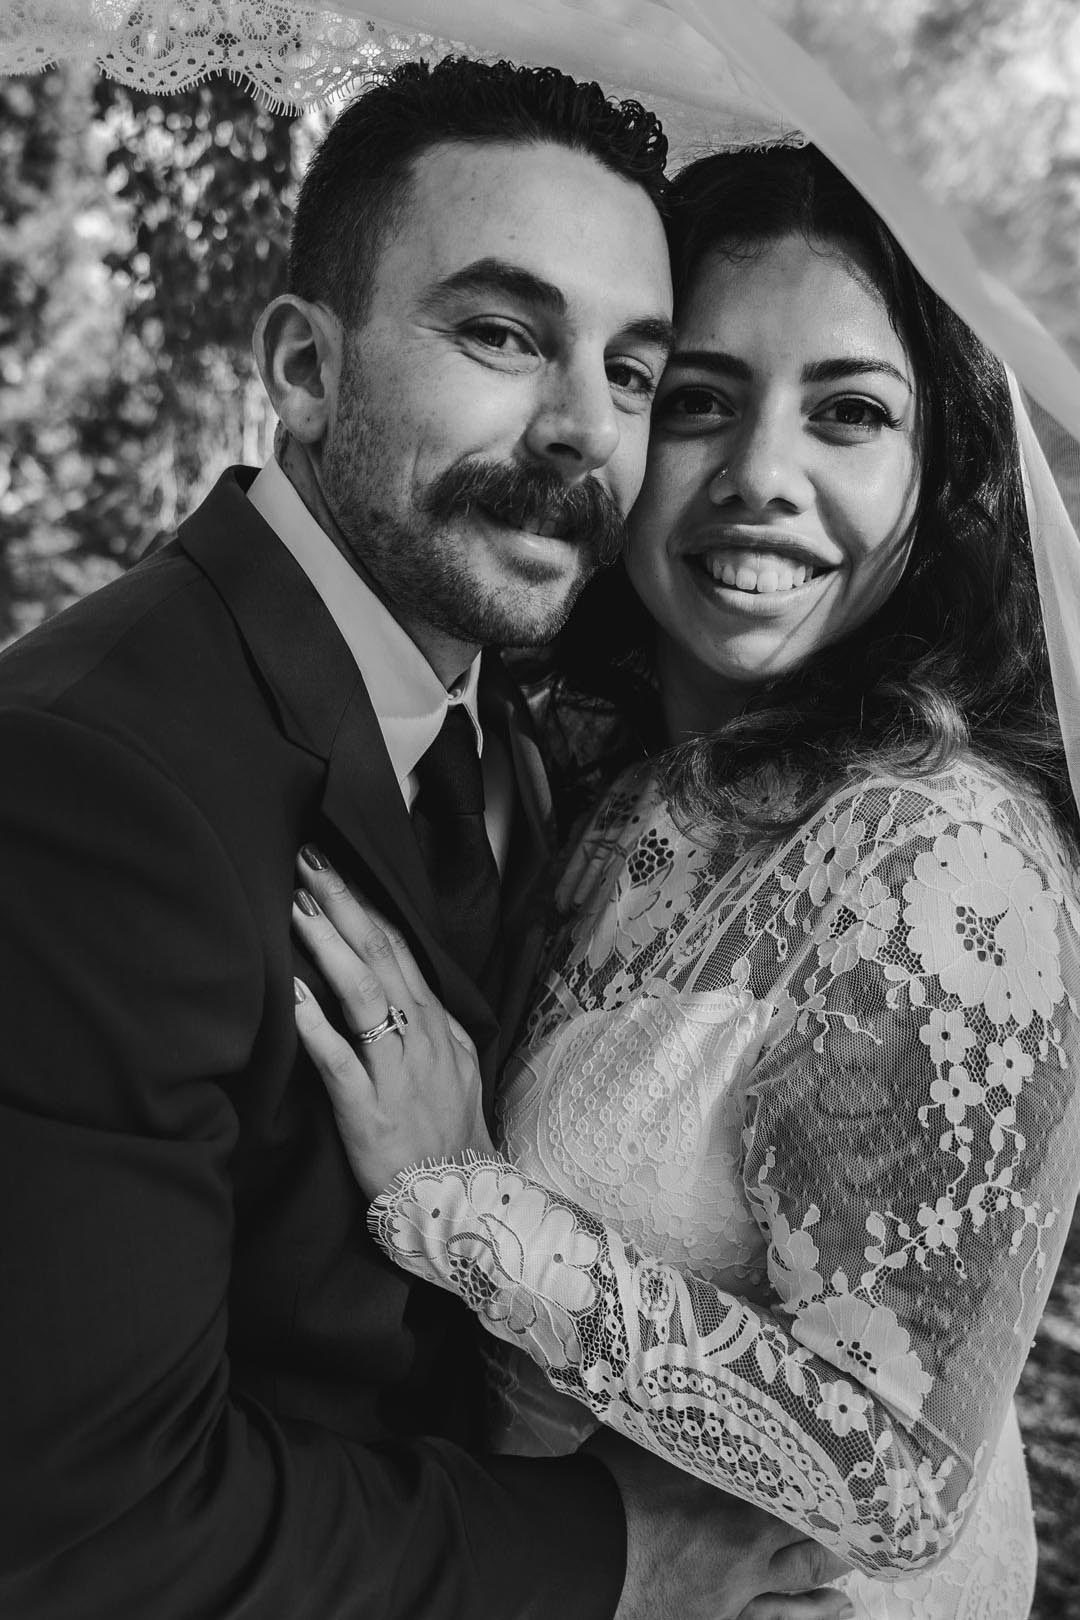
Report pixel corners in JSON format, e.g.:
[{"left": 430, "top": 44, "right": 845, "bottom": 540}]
[{"left": 549, "top": 144, "right": 1076, "bottom": 844}]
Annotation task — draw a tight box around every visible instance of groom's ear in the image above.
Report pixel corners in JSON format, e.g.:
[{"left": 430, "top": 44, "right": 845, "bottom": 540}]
[{"left": 253, "top": 295, "right": 343, "bottom": 447}]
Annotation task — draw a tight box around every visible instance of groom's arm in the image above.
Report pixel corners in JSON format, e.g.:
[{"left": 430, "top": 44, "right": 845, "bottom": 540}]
[{"left": 0, "top": 707, "right": 627, "bottom": 1620}]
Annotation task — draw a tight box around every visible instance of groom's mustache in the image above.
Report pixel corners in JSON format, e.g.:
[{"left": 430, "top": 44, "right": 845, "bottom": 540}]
[{"left": 421, "top": 457, "right": 628, "bottom": 566}]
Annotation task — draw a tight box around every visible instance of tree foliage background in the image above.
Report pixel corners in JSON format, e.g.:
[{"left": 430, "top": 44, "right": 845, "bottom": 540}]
[{"left": 0, "top": 66, "right": 303, "bottom": 642}]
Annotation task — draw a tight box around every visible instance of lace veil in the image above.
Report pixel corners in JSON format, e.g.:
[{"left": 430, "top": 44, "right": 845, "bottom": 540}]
[{"left": 3, "top": 0, "right": 1080, "bottom": 812}]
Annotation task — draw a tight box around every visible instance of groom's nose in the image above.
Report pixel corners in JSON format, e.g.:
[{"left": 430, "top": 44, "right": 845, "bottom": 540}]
[{"left": 524, "top": 354, "right": 621, "bottom": 478}]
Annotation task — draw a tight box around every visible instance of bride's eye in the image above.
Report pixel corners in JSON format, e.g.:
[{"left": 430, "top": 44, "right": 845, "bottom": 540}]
[
  {"left": 654, "top": 385, "right": 733, "bottom": 430},
  {"left": 813, "top": 396, "right": 900, "bottom": 437}
]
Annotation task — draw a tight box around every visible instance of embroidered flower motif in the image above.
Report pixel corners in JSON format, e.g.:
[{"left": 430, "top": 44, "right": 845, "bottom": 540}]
[
  {"left": 917, "top": 1196, "right": 963, "bottom": 1251},
  {"left": 929, "top": 1063, "right": 984, "bottom": 1124},
  {"left": 583, "top": 821, "right": 697, "bottom": 972},
  {"left": 815, "top": 1379, "right": 871, "bottom": 1438},
  {"left": 632, "top": 1261, "right": 677, "bottom": 1327},
  {"left": 599, "top": 964, "right": 639, "bottom": 1012},
  {"left": 817, "top": 874, "right": 899, "bottom": 974},
  {"left": 904, "top": 824, "right": 1062, "bottom": 1027},
  {"left": 581, "top": 1357, "right": 621, "bottom": 1401},
  {"left": 795, "top": 809, "right": 866, "bottom": 905},
  {"left": 767, "top": 1211, "right": 825, "bottom": 1311},
  {"left": 794, "top": 1295, "right": 932, "bottom": 1422},
  {"left": 396, "top": 1166, "right": 600, "bottom": 1367},
  {"left": 919, "top": 1007, "right": 976, "bottom": 1069},
  {"left": 984, "top": 1036, "right": 1034, "bottom": 1098}
]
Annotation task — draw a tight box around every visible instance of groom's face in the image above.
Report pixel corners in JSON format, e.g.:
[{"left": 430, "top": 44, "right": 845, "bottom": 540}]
[{"left": 319, "top": 138, "right": 673, "bottom": 662}]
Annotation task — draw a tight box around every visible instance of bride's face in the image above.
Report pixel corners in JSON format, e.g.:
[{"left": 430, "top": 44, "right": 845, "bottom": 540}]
[{"left": 625, "top": 231, "right": 922, "bottom": 730}]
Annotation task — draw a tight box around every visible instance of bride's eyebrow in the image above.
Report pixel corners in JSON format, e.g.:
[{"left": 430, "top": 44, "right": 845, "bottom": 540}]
[
  {"left": 666, "top": 349, "right": 751, "bottom": 378},
  {"left": 665, "top": 351, "right": 912, "bottom": 392},
  {"left": 803, "top": 356, "right": 912, "bottom": 390}
]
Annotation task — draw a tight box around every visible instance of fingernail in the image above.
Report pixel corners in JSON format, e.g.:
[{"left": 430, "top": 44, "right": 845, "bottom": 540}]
[
  {"left": 294, "top": 888, "right": 320, "bottom": 917},
  {"left": 300, "top": 844, "right": 328, "bottom": 872},
  {"left": 294, "top": 977, "right": 308, "bottom": 1003}
]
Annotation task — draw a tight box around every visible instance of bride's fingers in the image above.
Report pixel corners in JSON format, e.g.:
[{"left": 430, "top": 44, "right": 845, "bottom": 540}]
[
  {"left": 293, "top": 977, "right": 374, "bottom": 1101},
  {"left": 296, "top": 848, "right": 433, "bottom": 1005},
  {"left": 348, "top": 907, "right": 431, "bottom": 1005},
  {"left": 292, "top": 887, "right": 411, "bottom": 1037}
]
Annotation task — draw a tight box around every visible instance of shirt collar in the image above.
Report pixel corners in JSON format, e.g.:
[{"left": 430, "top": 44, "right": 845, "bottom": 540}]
[{"left": 247, "top": 457, "right": 483, "bottom": 787}]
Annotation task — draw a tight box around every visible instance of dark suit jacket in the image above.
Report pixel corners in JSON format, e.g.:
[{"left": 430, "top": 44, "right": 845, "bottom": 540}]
[{"left": 0, "top": 469, "right": 625, "bottom": 1619}]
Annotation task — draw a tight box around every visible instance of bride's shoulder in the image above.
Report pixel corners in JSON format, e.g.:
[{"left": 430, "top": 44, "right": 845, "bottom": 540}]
[{"left": 804, "top": 753, "right": 1080, "bottom": 894}]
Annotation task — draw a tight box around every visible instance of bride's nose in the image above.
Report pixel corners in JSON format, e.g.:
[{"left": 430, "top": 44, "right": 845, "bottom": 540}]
[{"left": 710, "top": 410, "right": 812, "bottom": 514}]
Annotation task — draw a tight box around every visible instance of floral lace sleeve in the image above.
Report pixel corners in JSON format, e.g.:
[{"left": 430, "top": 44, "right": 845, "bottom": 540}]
[{"left": 368, "top": 775, "right": 1080, "bottom": 1577}]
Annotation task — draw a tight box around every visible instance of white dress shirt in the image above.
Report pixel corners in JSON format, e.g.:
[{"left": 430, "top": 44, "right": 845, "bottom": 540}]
[{"left": 248, "top": 457, "right": 512, "bottom": 872}]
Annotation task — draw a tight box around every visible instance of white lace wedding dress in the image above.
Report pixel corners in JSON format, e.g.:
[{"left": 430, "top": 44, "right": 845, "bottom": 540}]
[{"left": 369, "top": 758, "right": 1080, "bottom": 1617}]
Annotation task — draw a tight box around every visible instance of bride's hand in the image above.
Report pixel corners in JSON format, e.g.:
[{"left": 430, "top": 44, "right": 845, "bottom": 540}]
[{"left": 291, "top": 847, "right": 495, "bottom": 1200}]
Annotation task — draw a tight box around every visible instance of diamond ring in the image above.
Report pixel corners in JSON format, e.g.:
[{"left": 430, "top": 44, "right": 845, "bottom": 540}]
[{"left": 355, "top": 1005, "right": 409, "bottom": 1045}]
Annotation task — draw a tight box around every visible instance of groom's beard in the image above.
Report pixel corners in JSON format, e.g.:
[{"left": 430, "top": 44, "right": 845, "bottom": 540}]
[{"left": 323, "top": 429, "right": 627, "bottom": 653}]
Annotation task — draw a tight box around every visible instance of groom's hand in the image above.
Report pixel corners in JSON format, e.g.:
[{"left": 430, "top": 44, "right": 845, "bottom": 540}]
[{"left": 585, "top": 1431, "right": 853, "bottom": 1620}]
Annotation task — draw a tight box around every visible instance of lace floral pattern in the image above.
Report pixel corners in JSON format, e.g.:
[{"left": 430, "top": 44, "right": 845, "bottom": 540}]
[
  {"left": 1, "top": 0, "right": 803, "bottom": 149},
  {"left": 1, "top": 2, "right": 478, "bottom": 108},
  {"left": 370, "top": 759, "right": 1079, "bottom": 1614}
]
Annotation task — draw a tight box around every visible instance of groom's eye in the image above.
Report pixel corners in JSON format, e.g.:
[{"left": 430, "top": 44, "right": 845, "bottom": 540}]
[
  {"left": 460, "top": 320, "right": 538, "bottom": 360},
  {"left": 607, "top": 359, "right": 657, "bottom": 402}
]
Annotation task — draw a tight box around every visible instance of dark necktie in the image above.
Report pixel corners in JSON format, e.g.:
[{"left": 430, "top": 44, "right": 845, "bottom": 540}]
[{"left": 411, "top": 705, "right": 502, "bottom": 987}]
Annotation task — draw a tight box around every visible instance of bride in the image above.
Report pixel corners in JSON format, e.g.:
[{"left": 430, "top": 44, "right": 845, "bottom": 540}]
[{"left": 292, "top": 144, "right": 1080, "bottom": 1618}]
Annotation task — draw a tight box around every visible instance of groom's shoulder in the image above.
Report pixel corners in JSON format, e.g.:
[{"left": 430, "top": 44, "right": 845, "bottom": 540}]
[
  {"left": 0, "top": 468, "right": 277, "bottom": 718},
  {"left": 0, "top": 539, "right": 235, "bottom": 723}
]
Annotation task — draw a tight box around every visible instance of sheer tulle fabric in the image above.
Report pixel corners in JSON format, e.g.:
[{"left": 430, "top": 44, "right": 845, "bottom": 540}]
[{"left": 370, "top": 760, "right": 1080, "bottom": 1616}]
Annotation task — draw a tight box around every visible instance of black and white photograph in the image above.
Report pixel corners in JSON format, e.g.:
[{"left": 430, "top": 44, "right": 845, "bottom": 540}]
[{"left": 1, "top": 4, "right": 1079, "bottom": 1617}]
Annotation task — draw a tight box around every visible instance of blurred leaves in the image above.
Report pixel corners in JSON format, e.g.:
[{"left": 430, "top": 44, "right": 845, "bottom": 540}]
[
  {"left": 0, "top": 67, "right": 299, "bottom": 644},
  {"left": 764, "top": 0, "right": 1080, "bottom": 361}
]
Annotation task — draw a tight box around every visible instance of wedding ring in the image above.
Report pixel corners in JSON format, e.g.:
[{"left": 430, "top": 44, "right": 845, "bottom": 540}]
[{"left": 355, "top": 1005, "right": 409, "bottom": 1045}]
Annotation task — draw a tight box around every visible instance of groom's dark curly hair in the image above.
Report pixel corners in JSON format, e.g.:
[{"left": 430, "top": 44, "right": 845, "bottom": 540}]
[{"left": 287, "top": 56, "right": 668, "bottom": 325}]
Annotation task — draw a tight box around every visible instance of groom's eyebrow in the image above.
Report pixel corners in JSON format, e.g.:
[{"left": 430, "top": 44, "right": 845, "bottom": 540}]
[
  {"left": 422, "top": 258, "right": 570, "bottom": 316},
  {"left": 421, "top": 257, "right": 675, "bottom": 351}
]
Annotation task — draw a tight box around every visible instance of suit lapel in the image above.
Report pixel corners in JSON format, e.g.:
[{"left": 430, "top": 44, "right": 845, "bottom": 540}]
[
  {"left": 176, "top": 468, "right": 510, "bottom": 1082},
  {"left": 176, "top": 470, "right": 439, "bottom": 946}
]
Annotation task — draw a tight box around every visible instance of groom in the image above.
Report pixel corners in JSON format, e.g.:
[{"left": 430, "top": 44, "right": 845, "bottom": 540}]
[{"left": 0, "top": 59, "right": 844, "bottom": 1620}]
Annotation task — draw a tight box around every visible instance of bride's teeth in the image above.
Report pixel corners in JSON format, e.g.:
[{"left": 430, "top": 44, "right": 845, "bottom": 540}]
[{"left": 699, "top": 552, "right": 819, "bottom": 592}]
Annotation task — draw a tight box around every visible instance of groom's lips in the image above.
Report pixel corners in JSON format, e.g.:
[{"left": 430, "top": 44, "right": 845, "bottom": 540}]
[{"left": 476, "top": 502, "right": 573, "bottom": 541}]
